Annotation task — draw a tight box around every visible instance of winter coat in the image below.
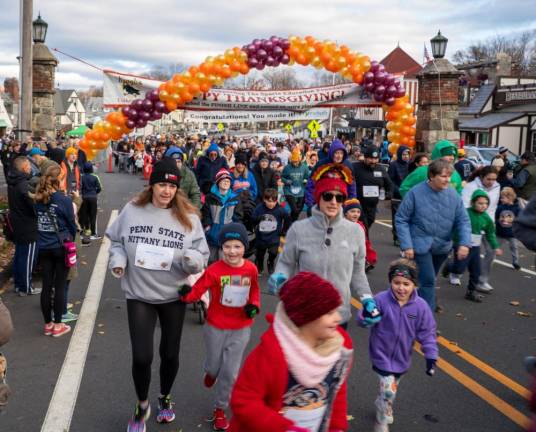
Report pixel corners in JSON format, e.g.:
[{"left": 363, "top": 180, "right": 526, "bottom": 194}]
[
  {"left": 35, "top": 191, "right": 77, "bottom": 249},
  {"left": 387, "top": 145, "right": 410, "bottom": 199},
  {"left": 357, "top": 289, "right": 438, "bottom": 374},
  {"left": 512, "top": 193, "right": 536, "bottom": 251},
  {"left": 201, "top": 185, "right": 243, "bottom": 246},
  {"left": 304, "top": 140, "right": 357, "bottom": 207},
  {"left": 495, "top": 202, "right": 520, "bottom": 238},
  {"left": 252, "top": 203, "right": 290, "bottom": 247},
  {"left": 6, "top": 169, "right": 38, "bottom": 244},
  {"left": 179, "top": 165, "right": 201, "bottom": 208},
  {"left": 59, "top": 160, "right": 80, "bottom": 193},
  {"left": 229, "top": 313, "right": 353, "bottom": 432},
  {"left": 232, "top": 168, "right": 258, "bottom": 201},
  {"left": 275, "top": 205, "right": 372, "bottom": 323},
  {"left": 352, "top": 161, "right": 391, "bottom": 208},
  {"left": 454, "top": 159, "right": 475, "bottom": 181},
  {"left": 195, "top": 143, "right": 229, "bottom": 194},
  {"left": 281, "top": 162, "right": 309, "bottom": 198},
  {"left": 81, "top": 173, "right": 102, "bottom": 198},
  {"left": 464, "top": 190, "right": 499, "bottom": 249},
  {"left": 396, "top": 181, "right": 472, "bottom": 255},
  {"left": 399, "top": 140, "right": 463, "bottom": 197},
  {"left": 252, "top": 163, "right": 277, "bottom": 200},
  {"left": 462, "top": 176, "right": 500, "bottom": 220}
]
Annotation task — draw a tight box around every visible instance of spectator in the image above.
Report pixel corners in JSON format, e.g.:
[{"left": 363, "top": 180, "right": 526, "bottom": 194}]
[
  {"left": 454, "top": 148, "right": 475, "bottom": 182},
  {"left": 60, "top": 147, "right": 81, "bottom": 194},
  {"left": 512, "top": 151, "right": 536, "bottom": 208}
]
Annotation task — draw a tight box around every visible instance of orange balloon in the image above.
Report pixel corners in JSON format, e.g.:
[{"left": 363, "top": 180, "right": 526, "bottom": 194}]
[
  {"left": 200, "top": 82, "right": 212, "bottom": 93},
  {"left": 199, "top": 62, "right": 212, "bottom": 74},
  {"left": 388, "top": 143, "right": 399, "bottom": 155},
  {"left": 408, "top": 138, "right": 416, "bottom": 147},
  {"left": 320, "top": 51, "right": 332, "bottom": 64},
  {"left": 220, "top": 65, "right": 232, "bottom": 79},
  {"left": 239, "top": 64, "right": 249, "bottom": 75},
  {"left": 189, "top": 82, "right": 201, "bottom": 94},
  {"left": 165, "top": 101, "right": 178, "bottom": 111},
  {"left": 296, "top": 53, "right": 308, "bottom": 65},
  {"left": 352, "top": 72, "right": 364, "bottom": 84},
  {"left": 385, "top": 111, "right": 397, "bottom": 121},
  {"left": 288, "top": 46, "right": 300, "bottom": 58},
  {"left": 188, "top": 66, "right": 199, "bottom": 76}
]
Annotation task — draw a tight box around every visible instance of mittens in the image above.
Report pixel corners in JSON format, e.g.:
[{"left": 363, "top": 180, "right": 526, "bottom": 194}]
[
  {"left": 426, "top": 358, "right": 436, "bottom": 376},
  {"left": 244, "top": 304, "right": 259, "bottom": 319},
  {"left": 178, "top": 284, "right": 192, "bottom": 297},
  {"left": 268, "top": 272, "right": 287, "bottom": 295},
  {"left": 361, "top": 297, "right": 382, "bottom": 326}
]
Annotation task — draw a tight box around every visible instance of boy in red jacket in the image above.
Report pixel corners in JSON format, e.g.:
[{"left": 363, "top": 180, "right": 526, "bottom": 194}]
[
  {"left": 343, "top": 198, "right": 377, "bottom": 271},
  {"left": 182, "top": 222, "right": 260, "bottom": 431},
  {"left": 229, "top": 272, "right": 353, "bottom": 432}
]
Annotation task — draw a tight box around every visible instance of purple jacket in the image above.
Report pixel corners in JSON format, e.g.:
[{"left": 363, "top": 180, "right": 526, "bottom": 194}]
[{"left": 357, "top": 289, "right": 438, "bottom": 374}]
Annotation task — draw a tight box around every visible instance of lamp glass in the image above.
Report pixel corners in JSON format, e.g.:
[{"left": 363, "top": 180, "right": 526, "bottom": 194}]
[{"left": 32, "top": 14, "right": 48, "bottom": 43}]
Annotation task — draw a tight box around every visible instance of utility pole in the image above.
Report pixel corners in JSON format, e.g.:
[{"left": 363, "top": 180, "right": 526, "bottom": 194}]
[{"left": 19, "top": 0, "right": 33, "bottom": 141}]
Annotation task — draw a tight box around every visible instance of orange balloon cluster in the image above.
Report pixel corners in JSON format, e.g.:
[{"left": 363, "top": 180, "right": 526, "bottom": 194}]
[
  {"left": 79, "top": 111, "right": 129, "bottom": 160},
  {"left": 384, "top": 95, "right": 417, "bottom": 155},
  {"left": 286, "top": 35, "right": 371, "bottom": 84},
  {"left": 158, "top": 47, "right": 249, "bottom": 112}
]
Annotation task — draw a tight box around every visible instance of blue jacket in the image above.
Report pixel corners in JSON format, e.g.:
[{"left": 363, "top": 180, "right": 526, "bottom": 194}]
[
  {"left": 281, "top": 162, "right": 310, "bottom": 197},
  {"left": 387, "top": 145, "right": 409, "bottom": 199},
  {"left": 201, "top": 184, "right": 242, "bottom": 246},
  {"left": 357, "top": 289, "right": 438, "bottom": 374},
  {"left": 81, "top": 173, "right": 102, "bottom": 198},
  {"left": 195, "top": 143, "right": 229, "bottom": 192},
  {"left": 495, "top": 202, "right": 520, "bottom": 238},
  {"left": 35, "top": 191, "right": 77, "bottom": 249},
  {"left": 252, "top": 203, "right": 291, "bottom": 247},
  {"left": 232, "top": 169, "right": 258, "bottom": 201},
  {"left": 395, "top": 181, "right": 471, "bottom": 255}
]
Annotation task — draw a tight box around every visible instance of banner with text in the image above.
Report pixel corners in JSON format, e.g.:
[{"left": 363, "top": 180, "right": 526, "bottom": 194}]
[
  {"left": 103, "top": 70, "right": 380, "bottom": 110},
  {"left": 183, "top": 108, "right": 330, "bottom": 123}
]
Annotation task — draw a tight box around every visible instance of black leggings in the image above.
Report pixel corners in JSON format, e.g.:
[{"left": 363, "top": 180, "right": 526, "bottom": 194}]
[
  {"left": 126, "top": 299, "right": 186, "bottom": 401},
  {"left": 79, "top": 197, "right": 98, "bottom": 235},
  {"left": 40, "top": 248, "right": 68, "bottom": 324}
]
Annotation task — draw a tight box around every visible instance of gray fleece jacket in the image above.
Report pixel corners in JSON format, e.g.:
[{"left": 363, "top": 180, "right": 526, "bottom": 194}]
[
  {"left": 106, "top": 202, "right": 209, "bottom": 304},
  {"left": 275, "top": 205, "right": 372, "bottom": 323}
]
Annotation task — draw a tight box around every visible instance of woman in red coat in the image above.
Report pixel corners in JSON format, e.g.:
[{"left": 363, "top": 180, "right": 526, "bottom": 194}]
[{"left": 229, "top": 272, "right": 353, "bottom": 432}]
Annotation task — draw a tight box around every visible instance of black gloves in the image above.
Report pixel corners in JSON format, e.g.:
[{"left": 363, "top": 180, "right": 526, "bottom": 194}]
[
  {"left": 426, "top": 358, "right": 436, "bottom": 376},
  {"left": 178, "top": 284, "right": 192, "bottom": 297},
  {"left": 244, "top": 304, "right": 259, "bottom": 319}
]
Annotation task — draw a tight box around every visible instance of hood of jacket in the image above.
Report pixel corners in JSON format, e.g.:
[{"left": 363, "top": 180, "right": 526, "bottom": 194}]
[
  {"left": 7, "top": 169, "right": 30, "bottom": 186},
  {"left": 396, "top": 145, "right": 410, "bottom": 163},
  {"left": 205, "top": 142, "right": 220, "bottom": 157},
  {"left": 431, "top": 139, "right": 458, "bottom": 161},
  {"left": 471, "top": 188, "right": 490, "bottom": 203},
  {"left": 328, "top": 139, "right": 348, "bottom": 162},
  {"left": 209, "top": 183, "right": 237, "bottom": 204}
]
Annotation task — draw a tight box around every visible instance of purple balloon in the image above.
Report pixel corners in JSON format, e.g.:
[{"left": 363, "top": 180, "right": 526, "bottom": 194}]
[
  {"left": 266, "top": 56, "right": 275, "bottom": 66},
  {"left": 280, "top": 54, "right": 290, "bottom": 64},
  {"left": 281, "top": 39, "right": 290, "bottom": 50},
  {"left": 252, "top": 38, "right": 260, "bottom": 45},
  {"left": 395, "top": 87, "right": 406, "bottom": 98},
  {"left": 273, "top": 46, "right": 283, "bottom": 57},
  {"left": 385, "top": 97, "right": 396, "bottom": 106},
  {"left": 133, "top": 99, "right": 144, "bottom": 110},
  {"left": 121, "top": 106, "right": 131, "bottom": 117},
  {"left": 154, "top": 101, "right": 166, "bottom": 112},
  {"left": 147, "top": 90, "right": 160, "bottom": 102},
  {"left": 255, "top": 62, "right": 265, "bottom": 70},
  {"left": 375, "top": 85, "right": 386, "bottom": 94},
  {"left": 152, "top": 111, "right": 163, "bottom": 121},
  {"left": 364, "top": 82, "right": 375, "bottom": 92},
  {"left": 272, "top": 59, "right": 280, "bottom": 67},
  {"left": 264, "top": 40, "right": 273, "bottom": 51},
  {"left": 136, "top": 118, "right": 147, "bottom": 128},
  {"left": 127, "top": 108, "right": 139, "bottom": 120},
  {"left": 126, "top": 119, "right": 136, "bottom": 129},
  {"left": 383, "top": 74, "right": 395, "bottom": 87},
  {"left": 257, "top": 49, "right": 268, "bottom": 60},
  {"left": 373, "top": 92, "right": 384, "bottom": 102},
  {"left": 142, "top": 99, "right": 153, "bottom": 111},
  {"left": 386, "top": 85, "right": 397, "bottom": 97},
  {"left": 370, "top": 61, "right": 379, "bottom": 72},
  {"left": 140, "top": 111, "right": 151, "bottom": 121},
  {"left": 374, "top": 72, "right": 387, "bottom": 84},
  {"left": 247, "top": 44, "right": 257, "bottom": 54},
  {"left": 248, "top": 57, "right": 259, "bottom": 68},
  {"left": 363, "top": 71, "right": 375, "bottom": 83}
]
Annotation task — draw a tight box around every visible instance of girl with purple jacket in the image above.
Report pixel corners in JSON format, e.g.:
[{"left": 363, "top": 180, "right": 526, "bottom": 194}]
[{"left": 357, "top": 259, "right": 438, "bottom": 432}]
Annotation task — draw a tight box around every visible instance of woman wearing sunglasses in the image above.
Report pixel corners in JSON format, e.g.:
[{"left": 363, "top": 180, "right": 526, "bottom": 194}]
[{"left": 269, "top": 163, "right": 380, "bottom": 329}]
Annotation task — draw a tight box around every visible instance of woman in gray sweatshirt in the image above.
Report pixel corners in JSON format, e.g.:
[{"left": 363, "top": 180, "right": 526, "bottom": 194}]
[{"left": 106, "top": 159, "right": 209, "bottom": 432}]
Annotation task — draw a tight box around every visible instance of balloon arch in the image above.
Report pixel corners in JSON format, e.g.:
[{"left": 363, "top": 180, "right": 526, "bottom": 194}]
[{"left": 79, "top": 35, "right": 416, "bottom": 159}]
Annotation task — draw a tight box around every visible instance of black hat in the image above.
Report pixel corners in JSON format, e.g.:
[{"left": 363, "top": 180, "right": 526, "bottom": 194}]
[
  {"left": 498, "top": 146, "right": 508, "bottom": 154},
  {"left": 364, "top": 146, "right": 380, "bottom": 158},
  {"left": 150, "top": 159, "right": 181, "bottom": 186},
  {"left": 258, "top": 151, "right": 269, "bottom": 162},
  {"left": 235, "top": 153, "right": 248, "bottom": 166},
  {"left": 219, "top": 223, "right": 249, "bottom": 248}
]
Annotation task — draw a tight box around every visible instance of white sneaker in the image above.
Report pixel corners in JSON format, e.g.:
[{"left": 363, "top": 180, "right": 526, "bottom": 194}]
[
  {"left": 476, "top": 282, "right": 494, "bottom": 293},
  {"left": 449, "top": 274, "right": 462, "bottom": 286}
]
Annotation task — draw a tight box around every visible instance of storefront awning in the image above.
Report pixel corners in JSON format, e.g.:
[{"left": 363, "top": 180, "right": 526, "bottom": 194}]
[
  {"left": 459, "top": 112, "right": 525, "bottom": 131},
  {"left": 0, "top": 119, "right": 8, "bottom": 128},
  {"left": 348, "top": 119, "right": 385, "bottom": 129}
]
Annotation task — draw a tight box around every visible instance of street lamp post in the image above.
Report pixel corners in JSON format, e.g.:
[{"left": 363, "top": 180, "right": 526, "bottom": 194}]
[
  {"left": 32, "top": 13, "right": 48, "bottom": 43},
  {"left": 430, "top": 30, "right": 448, "bottom": 59}
]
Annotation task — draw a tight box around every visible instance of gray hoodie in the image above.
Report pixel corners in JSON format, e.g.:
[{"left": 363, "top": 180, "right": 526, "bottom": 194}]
[
  {"left": 106, "top": 202, "right": 209, "bottom": 304},
  {"left": 275, "top": 205, "right": 372, "bottom": 323}
]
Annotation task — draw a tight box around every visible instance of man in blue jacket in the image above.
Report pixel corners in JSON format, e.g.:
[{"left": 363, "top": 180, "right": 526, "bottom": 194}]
[
  {"left": 395, "top": 159, "right": 471, "bottom": 311},
  {"left": 195, "top": 142, "right": 229, "bottom": 195}
]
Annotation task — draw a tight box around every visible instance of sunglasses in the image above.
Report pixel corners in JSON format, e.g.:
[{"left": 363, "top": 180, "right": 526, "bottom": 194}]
[{"left": 321, "top": 192, "right": 345, "bottom": 203}]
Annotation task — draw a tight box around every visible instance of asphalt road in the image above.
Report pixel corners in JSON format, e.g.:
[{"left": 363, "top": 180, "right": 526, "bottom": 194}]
[{"left": 1, "top": 170, "right": 535, "bottom": 432}]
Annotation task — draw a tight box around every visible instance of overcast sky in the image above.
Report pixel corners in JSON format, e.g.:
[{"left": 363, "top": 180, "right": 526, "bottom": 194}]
[{"left": 1, "top": 0, "right": 535, "bottom": 90}]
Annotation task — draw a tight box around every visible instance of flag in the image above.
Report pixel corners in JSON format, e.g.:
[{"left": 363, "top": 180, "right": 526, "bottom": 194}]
[{"left": 424, "top": 43, "right": 432, "bottom": 63}]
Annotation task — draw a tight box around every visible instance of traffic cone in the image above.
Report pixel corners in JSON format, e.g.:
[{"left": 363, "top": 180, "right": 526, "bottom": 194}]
[{"left": 106, "top": 153, "right": 114, "bottom": 173}]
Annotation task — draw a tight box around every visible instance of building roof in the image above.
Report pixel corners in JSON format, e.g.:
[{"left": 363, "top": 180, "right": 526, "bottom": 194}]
[
  {"left": 54, "top": 89, "right": 75, "bottom": 115},
  {"left": 380, "top": 46, "right": 422, "bottom": 77},
  {"left": 459, "top": 84, "right": 496, "bottom": 115},
  {"left": 459, "top": 112, "right": 524, "bottom": 131}
]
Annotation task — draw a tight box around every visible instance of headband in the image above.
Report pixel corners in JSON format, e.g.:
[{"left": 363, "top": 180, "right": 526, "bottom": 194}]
[{"left": 388, "top": 264, "right": 418, "bottom": 284}]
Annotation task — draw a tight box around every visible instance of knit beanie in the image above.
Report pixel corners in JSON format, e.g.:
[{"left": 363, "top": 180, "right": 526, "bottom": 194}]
[
  {"left": 235, "top": 152, "right": 248, "bottom": 166},
  {"left": 258, "top": 151, "right": 269, "bottom": 162},
  {"left": 290, "top": 147, "right": 301, "bottom": 163},
  {"left": 343, "top": 198, "right": 362, "bottom": 214},
  {"left": 363, "top": 145, "right": 380, "bottom": 158},
  {"left": 65, "top": 147, "right": 78, "bottom": 158},
  {"left": 165, "top": 145, "right": 184, "bottom": 160},
  {"left": 219, "top": 222, "right": 249, "bottom": 248},
  {"left": 215, "top": 168, "right": 232, "bottom": 185},
  {"left": 149, "top": 158, "right": 181, "bottom": 186},
  {"left": 83, "top": 162, "right": 94, "bottom": 174},
  {"left": 279, "top": 272, "right": 342, "bottom": 327}
]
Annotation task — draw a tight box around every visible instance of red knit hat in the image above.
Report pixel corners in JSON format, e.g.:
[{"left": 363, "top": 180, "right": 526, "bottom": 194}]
[
  {"left": 279, "top": 272, "right": 342, "bottom": 327},
  {"left": 215, "top": 168, "right": 232, "bottom": 184},
  {"left": 311, "top": 163, "right": 353, "bottom": 204}
]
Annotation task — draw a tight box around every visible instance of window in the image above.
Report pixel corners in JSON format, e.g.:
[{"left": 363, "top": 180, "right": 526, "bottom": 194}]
[
  {"left": 531, "top": 131, "right": 536, "bottom": 153},
  {"left": 477, "top": 132, "right": 489, "bottom": 147}
]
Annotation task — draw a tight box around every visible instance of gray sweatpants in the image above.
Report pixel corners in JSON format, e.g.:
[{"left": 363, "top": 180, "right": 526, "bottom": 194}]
[
  {"left": 204, "top": 324, "right": 251, "bottom": 409},
  {"left": 498, "top": 237, "right": 519, "bottom": 266},
  {"left": 479, "top": 237, "right": 496, "bottom": 285}
]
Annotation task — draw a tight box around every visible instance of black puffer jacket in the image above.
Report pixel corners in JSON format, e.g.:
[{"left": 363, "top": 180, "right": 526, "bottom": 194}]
[
  {"left": 252, "top": 163, "right": 278, "bottom": 202},
  {"left": 7, "top": 169, "right": 38, "bottom": 244}
]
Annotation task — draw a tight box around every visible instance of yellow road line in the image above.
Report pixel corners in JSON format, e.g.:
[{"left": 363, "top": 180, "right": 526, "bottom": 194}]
[{"left": 351, "top": 298, "right": 531, "bottom": 429}]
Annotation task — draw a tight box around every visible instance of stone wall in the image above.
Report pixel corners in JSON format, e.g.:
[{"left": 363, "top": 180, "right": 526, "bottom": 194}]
[{"left": 32, "top": 43, "right": 58, "bottom": 139}]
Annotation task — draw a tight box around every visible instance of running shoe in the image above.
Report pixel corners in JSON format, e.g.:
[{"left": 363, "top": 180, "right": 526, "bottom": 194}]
[
  {"left": 513, "top": 263, "right": 521, "bottom": 270},
  {"left": 127, "top": 403, "right": 151, "bottom": 432},
  {"left": 44, "top": 323, "right": 54, "bottom": 336},
  {"left": 156, "top": 395, "right": 175, "bottom": 423},
  {"left": 465, "top": 291, "right": 483, "bottom": 303},
  {"left": 62, "top": 311, "right": 79, "bottom": 323},
  {"left": 208, "top": 408, "right": 229, "bottom": 431},
  {"left": 90, "top": 235, "right": 102, "bottom": 240},
  {"left": 448, "top": 274, "right": 461, "bottom": 286},
  {"left": 475, "top": 282, "right": 494, "bottom": 293},
  {"left": 52, "top": 323, "right": 71, "bottom": 337}
]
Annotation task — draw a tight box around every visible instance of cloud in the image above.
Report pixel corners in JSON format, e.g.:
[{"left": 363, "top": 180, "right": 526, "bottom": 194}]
[{"left": 0, "top": 0, "right": 534, "bottom": 89}]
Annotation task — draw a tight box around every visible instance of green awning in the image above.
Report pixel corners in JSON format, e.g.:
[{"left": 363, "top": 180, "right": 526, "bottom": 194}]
[
  {"left": 66, "top": 124, "right": 88, "bottom": 136},
  {"left": 0, "top": 119, "right": 8, "bottom": 128}
]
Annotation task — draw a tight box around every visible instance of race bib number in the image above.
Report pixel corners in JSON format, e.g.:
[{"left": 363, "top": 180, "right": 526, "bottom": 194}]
[
  {"left": 260, "top": 219, "right": 277, "bottom": 233},
  {"left": 373, "top": 171, "right": 383, "bottom": 178},
  {"left": 471, "top": 234, "right": 482, "bottom": 247},
  {"left": 290, "top": 185, "right": 302, "bottom": 195},
  {"left": 283, "top": 406, "right": 327, "bottom": 432},
  {"left": 363, "top": 185, "right": 379, "bottom": 197},
  {"left": 220, "top": 275, "right": 251, "bottom": 307},
  {"left": 135, "top": 244, "right": 174, "bottom": 271}
]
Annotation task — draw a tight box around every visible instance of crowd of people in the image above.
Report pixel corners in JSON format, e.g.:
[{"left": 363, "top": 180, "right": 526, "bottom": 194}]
[{"left": 2, "top": 130, "right": 536, "bottom": 431}]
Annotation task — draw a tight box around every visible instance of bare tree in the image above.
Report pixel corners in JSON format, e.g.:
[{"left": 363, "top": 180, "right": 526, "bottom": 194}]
[
  {"left": 222, "top": 75, "right": 266, "bottom": 90},
  {"left": 453, "top": 30, "right": 536, "bottom": 75},
  {"left": 147, "top": 63, "right": 187, "bottom": 80},
  {"left": 262, "top": 68, "right": 303, "bottom": 90},
  {"left": 311, "top": 70, "right": 350, "bottom": 86},
  {"left": 78, "top": 85, "right": 103, "bottom": 105}
]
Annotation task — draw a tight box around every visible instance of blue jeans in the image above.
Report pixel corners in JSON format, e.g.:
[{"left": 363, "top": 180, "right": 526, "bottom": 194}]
[
  {"left": 448, "top": 246, "right": 481, "bottom": 291},
  {"left": 415, "top": 252, "right": 448, "bottom": 311},
  {"left": 13, "top": 242, "right": 38, "bottom": 293}
]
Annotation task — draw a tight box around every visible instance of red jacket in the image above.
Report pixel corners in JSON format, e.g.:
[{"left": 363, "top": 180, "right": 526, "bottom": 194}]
[
  {"left": 358, "top": 220, "right": 377, "bottom": 266},
  {"left": 229, "top": 321, "right": 353, "bottom": 432}
]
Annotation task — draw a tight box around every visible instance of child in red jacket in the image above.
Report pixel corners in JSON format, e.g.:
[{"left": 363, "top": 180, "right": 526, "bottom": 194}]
[
  {"left": 343, "top": 198, "right": 377, "bottom": 271},
  {"left": 229, "top": 272, "right": 353, "bottom": 432},
  {"left": 182, "top": 223, "right": 260, "bottom": 431}
]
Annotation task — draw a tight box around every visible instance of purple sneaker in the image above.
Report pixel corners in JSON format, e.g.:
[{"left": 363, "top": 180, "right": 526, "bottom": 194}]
[
  {"left": 127, "top": 403, "right": 150, "bottom": 432},
  {"left": 156, "top": 395, "right": 175, "bottom": 423}
]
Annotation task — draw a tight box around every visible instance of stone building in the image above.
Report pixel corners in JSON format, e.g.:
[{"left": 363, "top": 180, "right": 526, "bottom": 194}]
[
  {"left": 32, "top": 42, "right": 58, "bottom": 139},
  {"left": 54, "top": 89, "right": 86, "bottom": 132}
]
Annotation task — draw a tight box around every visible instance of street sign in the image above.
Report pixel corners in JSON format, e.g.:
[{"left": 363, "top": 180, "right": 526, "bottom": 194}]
[
  {"left": 217, "top": 122, "right": 224, "bottom": 132},
  {"left": 307, "top": 120, "right": 321, "bottom": 138},
  {"left": 284, "top": 124, "right": 293, "bottom": 133}
]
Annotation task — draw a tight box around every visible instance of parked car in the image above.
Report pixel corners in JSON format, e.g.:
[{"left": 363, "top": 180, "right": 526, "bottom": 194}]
[{"left": 463, "top": 146, "right": 520, "bottom": 167}]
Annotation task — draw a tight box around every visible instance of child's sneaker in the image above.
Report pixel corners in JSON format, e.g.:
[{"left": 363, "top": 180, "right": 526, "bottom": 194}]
[
  {"left": 465, "top": 290, "right": 483, "bottom": 303},
  {"left": 209, "top": 408, "right": 229, "bottom": 431},
  {"left": 513, "top": 263, "right": 521, "bottom": 270},
  {"left": 156, "top": 395, "right": 175, "bottom": 423},
  {"left": 127, "top": 403, "right": 151, "bottom": 432},
  {"left": 62, "top": 311, "right": 78, "bottom": 323},
  {"left": 204, "top": 373, "right": 217, "bottom": 388},
  {"left": 44, "top": 323, "right": 54, "bottom": 336},
  {"left": 52, "top": 323, "right": 71, "bottom": 337},
  {"left": 448, "top": 273, "right": 462, "bottom": 286}
]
